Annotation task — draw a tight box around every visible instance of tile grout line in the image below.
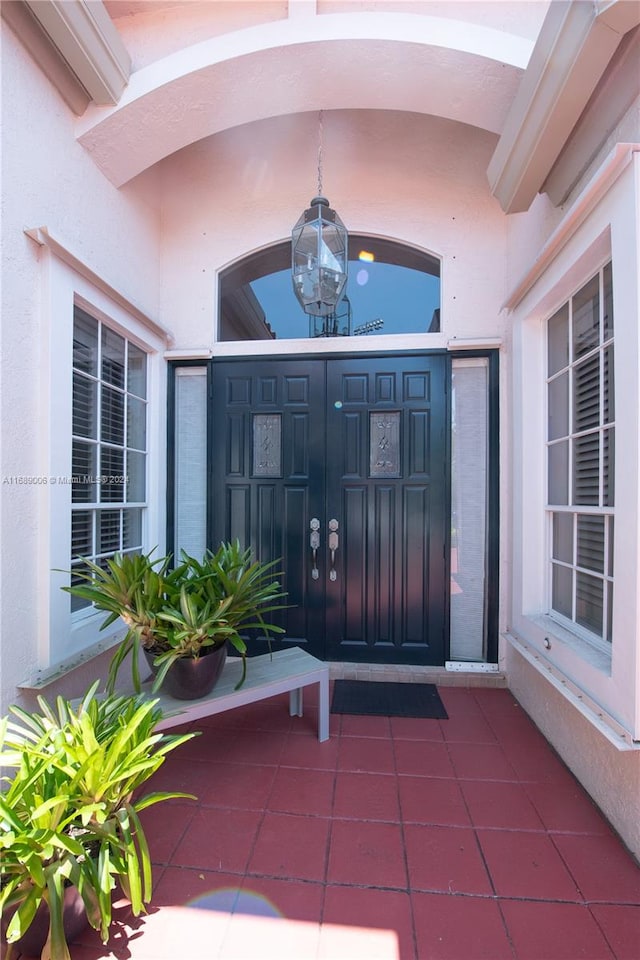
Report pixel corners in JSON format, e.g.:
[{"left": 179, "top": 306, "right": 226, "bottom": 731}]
[{"left": 391, "top": 715, "right": 420, "bottom": 960}]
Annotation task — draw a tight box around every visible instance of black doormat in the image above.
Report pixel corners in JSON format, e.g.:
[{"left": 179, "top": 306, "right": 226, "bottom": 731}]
[{"left": 331, "top": 679, "right": 448, "bottom": 719}]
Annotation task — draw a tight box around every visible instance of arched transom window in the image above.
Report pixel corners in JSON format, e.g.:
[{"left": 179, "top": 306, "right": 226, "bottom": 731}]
[{"left": 219, "top": 236, "right": 441, "bottom": 341}]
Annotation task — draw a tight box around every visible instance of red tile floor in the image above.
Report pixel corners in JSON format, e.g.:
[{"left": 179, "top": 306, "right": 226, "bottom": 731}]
[{"left": 20, "top": 684, "right": 640, "bottom": 959}]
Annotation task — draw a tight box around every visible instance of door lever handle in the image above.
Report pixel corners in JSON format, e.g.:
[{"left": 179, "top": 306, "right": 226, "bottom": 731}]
[
  {"left": 328, "top": 519, "right": 339, "bottom": 581},
  {"left": 310, "top": 518, "right": 320, "bottom": 580}
]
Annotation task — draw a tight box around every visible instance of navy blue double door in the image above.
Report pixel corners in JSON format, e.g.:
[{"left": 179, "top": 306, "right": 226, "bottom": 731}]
[{"left": 210, "top": 353, "right": 448, "bottom": 665}]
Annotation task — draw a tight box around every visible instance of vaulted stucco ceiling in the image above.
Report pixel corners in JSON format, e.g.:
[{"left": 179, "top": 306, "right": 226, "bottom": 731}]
[
  {"left": 76, "top": 8, "right": 536, "bottom": 186},
  {"left": 12, "top": 0, "right": 635, "bottom": 212}
]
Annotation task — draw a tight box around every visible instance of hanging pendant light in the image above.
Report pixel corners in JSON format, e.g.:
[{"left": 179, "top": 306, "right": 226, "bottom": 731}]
[{"left": 292, "top": 112, "right": 349, "bottom": 324}]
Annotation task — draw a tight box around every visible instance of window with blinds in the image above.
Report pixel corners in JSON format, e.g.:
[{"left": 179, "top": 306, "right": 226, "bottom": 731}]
[
  {"left": 547, "top": 263, "right": 614, "bottom": 645},
  {"left": 70, "top": 306, "right": 148, "bottom": 613}
]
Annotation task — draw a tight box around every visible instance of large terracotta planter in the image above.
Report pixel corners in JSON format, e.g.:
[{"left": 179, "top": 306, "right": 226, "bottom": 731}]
[{"left": 146, "top": 645, "right": 228, "bottom": 700}]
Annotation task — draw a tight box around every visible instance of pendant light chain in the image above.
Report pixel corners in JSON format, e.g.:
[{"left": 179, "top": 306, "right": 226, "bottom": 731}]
[{"left": 317, "top": 109, "right": 324, "bottom": 197}]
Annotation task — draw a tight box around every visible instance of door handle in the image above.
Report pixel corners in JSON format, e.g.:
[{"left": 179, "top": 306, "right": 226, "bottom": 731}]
[
  {"left": 310, "top": 518, "right": 320, "bottom": 580},
  {"left": 328, "top": 519, "right": 339, "bottom": 581}
]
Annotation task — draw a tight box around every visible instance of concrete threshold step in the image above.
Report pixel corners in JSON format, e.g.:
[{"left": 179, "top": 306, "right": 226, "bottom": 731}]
[{"left": 329, "top": 661, "right": 507, "bottom": 688}]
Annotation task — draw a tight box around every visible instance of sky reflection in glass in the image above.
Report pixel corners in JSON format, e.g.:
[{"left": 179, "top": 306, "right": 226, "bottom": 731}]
[{"left": 251, "top": 260, "right": 440, "bottom": 339}]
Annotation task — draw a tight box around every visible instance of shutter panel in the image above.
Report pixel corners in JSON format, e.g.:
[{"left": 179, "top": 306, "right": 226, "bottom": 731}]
[
  {"left": 576, "top": 571, "right": 603, "bottom": 635},
  {"left": 573, "top": 354, "right": 599, "bottom": 432},
  {"left": 573, "top": 433, "right": 599, "bottom": 505},
  {"left": 72, "top": 372, "right": 97, "bottom": 438},
  {"left": 577, "top": 514, "right": 604, "bottom": 573},
  {"left": 98, "top": 510, "right": 121, "bottom": 554}
]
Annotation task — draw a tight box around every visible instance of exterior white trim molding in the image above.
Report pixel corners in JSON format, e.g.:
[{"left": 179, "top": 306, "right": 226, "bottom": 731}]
[
  {"left": 502, "top": 143, "right": 639, "bottom": 311},
  {"left": 487, "top": 0, "right": 639, "bottom": 214},
  {"left": 506, "top": 633, "right": 640, "bottom": 750},
  {"left": 23, "top": 0, "right": 130, "bottom": 104},
  {"left": 164, "top": 349, "right": 212, "bottom": 361},
  {"left": 447, "top": 337, "right": 503, "bottom": 351},
  {"left": 24, "top": 225, "right": 174, "bottom": 346}
]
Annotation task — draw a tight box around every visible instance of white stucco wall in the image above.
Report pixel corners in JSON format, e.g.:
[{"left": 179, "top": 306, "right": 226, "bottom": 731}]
[
  {"left": 106, "top": 0, "right": 288, "bottom": 70},
  {"left": 0, "top": 23, "right": 162, "bottom": 714},
  {"left": 157, "top": 109, "right": 508, "bottom": 350},
  {"left": 507, "top": 643, "right": 640, "bottom": 860}
]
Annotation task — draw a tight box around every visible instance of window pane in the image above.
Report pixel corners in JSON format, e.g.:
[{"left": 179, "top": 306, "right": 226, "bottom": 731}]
[
  {"left": 450, "top": 358, "right": 489, "bottom": 662},
  {"left": 576, "top": 571, "right": 603, "bottom": 636},
  {"left": 98, "top": 510, "right": 121, "bottom": 555},
  {"left": 572, "top": 276, "right": 599, "bottom": 360},
  {"left": 101, "top": 385, "right": 125, "bottom": 445},
  {"left": 573, "top": 433, "right": 599, "bottom": 505},
  {"left": 126, "top": 451, "right": 146, "bottom": 502},
  {"left": 220, "top": 236, "right": 440, "bottom": 341},
  {"left": 71, "top": 510, "right": 92, "bottom": 559},
  {"left": 548, "top": 374, "right": 569, "bottom": 440},
  {"left": 174, "top": 368, "right": 207, "bottom": 559},
  {"left": 606, "top": 582, "right": 613, "bottom": 644},
  {"left": 123, "top": 508, "right": 142, "bottom": 549},
  {"left": 552, "top": 563, "right": 573, "bottom": 619},
  {"left": 548, "top": 441, "right": 569, "bottom": 505},
  {"left": 573, "top": 354, "right": 599, "bottom": 432},
  {"left": 127, "top": 395, "right": 146, "bottom": 451},
  {"left": 100, "top": 447, "right": 124, "bottom": 502},
  {"left": 548, "top": 303, "right": 569, "bottom": 376},
  {"left": 608, "top": 517, "right": 614, "bottom": 577},
  {"left": 70, "top": 564, "right": 91, "bottom": 612},
  {"left": 71, "top": 441, "right": 97, "bottom": 503},
  {"left": 603, "top": 345, "right": 614, "bottom": 424},
  {"left": 603, "top": 262, "right": 613, "bottom": 341},
  {"left": 72, "top": 373, "right": 97, "bottom": 439},
  {"left": 603, "top": 428, "right": 614, "bottom": 507},
  {"left": 127, "top": 343, "right": 147, "bottom": 398},
  {"left": 73, "top": 309, "right": 98, "bottom": 376},
  {"left": 552, "top": 512, "right": 573, "bottom": 563},
  {"left": 577, "top": 514, "right": 604, "bottom": 573},
  {"left": 102, "top": 327, "right": 125, "bottom": 388},
  {"left": 370, "top": 411, "right": 401, "bottom": 477}
]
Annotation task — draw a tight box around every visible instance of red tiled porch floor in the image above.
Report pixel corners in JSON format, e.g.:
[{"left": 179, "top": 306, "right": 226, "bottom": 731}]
[{"left": 25, "top": 685, "right": 640, "bottom": 959}]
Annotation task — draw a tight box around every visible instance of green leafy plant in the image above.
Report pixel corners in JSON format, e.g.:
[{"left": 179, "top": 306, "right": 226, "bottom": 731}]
[
  {"left": 64, "top": 541, "right": 289, "bottom": 694},
  {"left": 0, "top": 683, "right": 196, "bottom": 960}
]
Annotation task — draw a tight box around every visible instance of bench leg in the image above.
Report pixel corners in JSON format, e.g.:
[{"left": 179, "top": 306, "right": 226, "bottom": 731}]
[
  {"left": 318, "top": 670, "right": 329, "bottom": 742},
  {"left": 289, "top": 687, "right": 303, "bottom": 718}
]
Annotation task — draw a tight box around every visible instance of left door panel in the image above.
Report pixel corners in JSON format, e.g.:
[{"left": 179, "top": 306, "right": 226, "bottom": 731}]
[{"left": 210, "top": 359, "right": 326, "bottom": 657}]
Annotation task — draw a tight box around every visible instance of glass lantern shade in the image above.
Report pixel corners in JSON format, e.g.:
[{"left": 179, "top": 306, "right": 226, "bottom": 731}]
[{"left": 291, "top": 196, "right": 348, "bottom": 317}]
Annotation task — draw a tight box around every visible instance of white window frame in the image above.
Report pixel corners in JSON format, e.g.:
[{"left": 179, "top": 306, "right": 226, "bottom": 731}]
[
  {"left": 42, "top": 254, "right": 167, "bottom": 668},
  {"left": 509, "top": 149, "right": 640, "bottom": 741},
  {"left": 70, "top": 304, "right": 150, "bottom": 621},
  {"left": 545, "top": 263, "right": 614, "bottom": 655}
]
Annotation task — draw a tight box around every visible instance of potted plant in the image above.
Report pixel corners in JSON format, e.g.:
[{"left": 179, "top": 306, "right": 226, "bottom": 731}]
[
  {"left": 64, "top": 540, "right": 289, "bottom": 699},
  {"left": 0, "top": 682, "right": 196, "bottom": 960}
]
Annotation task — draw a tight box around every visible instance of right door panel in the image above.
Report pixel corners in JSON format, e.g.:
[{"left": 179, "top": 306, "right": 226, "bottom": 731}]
[{"left": 324, "top": 355, "right": 448, "bottom": 663}]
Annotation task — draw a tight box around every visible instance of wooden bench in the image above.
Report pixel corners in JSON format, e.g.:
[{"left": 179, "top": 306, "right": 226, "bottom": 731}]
[{"left": 152, "top": 646, "right": 330, "bottom": 741}]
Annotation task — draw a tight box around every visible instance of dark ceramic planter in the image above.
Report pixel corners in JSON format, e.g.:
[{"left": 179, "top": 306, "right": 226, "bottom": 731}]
[
  {"left": 149, "top": 645, "right": 228, "bottom": 700},
  {"left": 2, "top": 885, "right": 87, "bottom": 956}
]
